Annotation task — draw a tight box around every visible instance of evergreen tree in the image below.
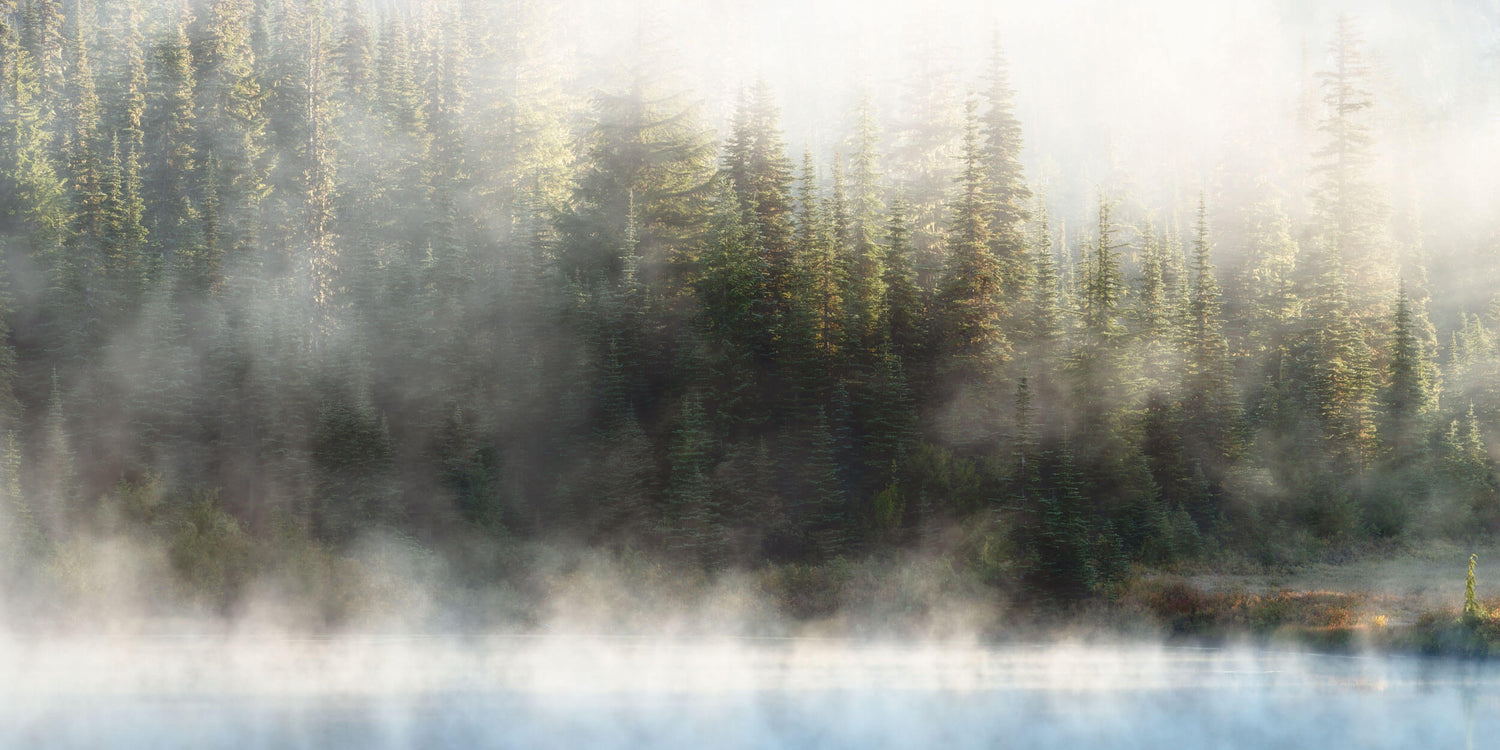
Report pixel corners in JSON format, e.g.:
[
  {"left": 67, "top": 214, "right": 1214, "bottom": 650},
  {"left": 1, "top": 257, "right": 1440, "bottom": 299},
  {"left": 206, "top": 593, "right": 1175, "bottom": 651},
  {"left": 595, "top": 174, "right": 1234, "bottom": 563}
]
[
  {"left": 887, "top": 39, "right": 963, "bottom": 289},
  {"left": 661, "top": 391, "right": 718, "bottom": 563},
  {"left": 1069, "top": 193, "right": 1128, "bottom": 434},
  {"left": 1011, "top": 373, "right": 1039, "bottom": 500},
  {"left": 841, "top": 95, "right": 886, "bottom": 350},
  {"left": 1080, "top": 194, "right": 1127, "bottom": 352},
  {"left": 142, "top": 7, "right": 198, "bottom": 284},
  {"left": 1299, "top": 234, "right": 1378, "bottom": 473},
  {"left": 881, "top": 196, "right": 923, "bottom": 368},
  {"left": 794, "top": 150, "right": 841, "bottom": 362},
  {"left": 59, "top": 7, "right": 106, "bottom": 350},
  {"left": 1236, "top": 197, "right": 1301, "bottom": 358},
  {"left": 1179, "top": 197, "right": 1236, "bottom": 488},
  {"left": 722, "top": 80, "right": 795, "bottom": 318},
  {"left": 19, "top": 0, "right": 63, "bottom": 116},
  {"left": 1026, "top": 197, "right": 1062, "bottom": 349},
  {"left": 695, "top": 180, "right": 768, "bottom": 427},
  {"left": 561, "top": 70, "right": 715, "bottom": 293},
  {"left": 1133, "top": 218, "right": 1176, "bottom": 391},
  {"left": 100, "top": 133, "right": 147, "bottom": 310},
  {"left": 980, "top": 34, "right": 1032, "bottom": 308},
  {"left": 1, "top": 10, "right": 66, "bottom": 258},
  {"left": 803, "top": 405, "right": 848, "bottom": 557},
  {"left": 193, "top": 0, "right": 269, "bottom": 283},
  {"left": 38, "top": 368, "right": 75, "bottom": 523},
  {"left": 1312, "top": 14, "right": 1394, "bottom": 321},
  {"left": 937, "top": 98, "right": 1006, "bottom": 381},
  {"left": 1382, "top": 283, "right": 1432, "bottom": 463}
]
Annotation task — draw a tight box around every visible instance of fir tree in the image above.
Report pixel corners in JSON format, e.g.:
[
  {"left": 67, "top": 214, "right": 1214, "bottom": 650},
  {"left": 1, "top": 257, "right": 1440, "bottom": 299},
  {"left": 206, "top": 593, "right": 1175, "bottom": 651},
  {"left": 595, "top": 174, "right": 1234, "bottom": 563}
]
[
  {"left": 881, "top": 196, "right": 923, "bottom": 368},
  {"left": 937, "top": 97, "right": 1006, "bottom": 381},
  {"left": 979, "top": 34, "right": 1032, "bottom": 307},
  {"left": 661, "top": 391, "right": 718, "bottom": 563},
  {"left": 795, "top": 149, "right": 842, "bottom": 361},
  {"left": 1080, "top": 194, "right": 1127, "bottom": 352},
  {"left": 1312, "top": 14, "right": 1394, "bottom": 320},
  {"left": 143, "top": 7, "right": 199, "bottom": 284},
  {"left": 722, "top": 80, "right": 796, "bottom": 319},
  {"left": 1180, "top": 196, "right": 1236, "bottom": 470},
  {"left": 841, "top": 94, "right": 887, "bottom": 351},
  {"left": 1382, "top": 283, "right": 1432, "bottom": 463}
]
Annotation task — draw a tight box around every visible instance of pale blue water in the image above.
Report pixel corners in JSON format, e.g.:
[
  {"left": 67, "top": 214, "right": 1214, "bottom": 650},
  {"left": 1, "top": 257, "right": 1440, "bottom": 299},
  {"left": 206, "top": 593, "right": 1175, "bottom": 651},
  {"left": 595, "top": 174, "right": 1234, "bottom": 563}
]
[{"left": 3, "top": 641, "right": 1496, "bottom": 749}]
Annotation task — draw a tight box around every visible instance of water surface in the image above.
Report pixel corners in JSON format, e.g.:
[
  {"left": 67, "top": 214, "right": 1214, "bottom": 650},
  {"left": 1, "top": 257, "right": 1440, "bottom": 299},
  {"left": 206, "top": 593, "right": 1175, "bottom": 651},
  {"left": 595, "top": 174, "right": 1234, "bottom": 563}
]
[{"left": 4, "top": 637, "right": 1495, "bottom": 748}]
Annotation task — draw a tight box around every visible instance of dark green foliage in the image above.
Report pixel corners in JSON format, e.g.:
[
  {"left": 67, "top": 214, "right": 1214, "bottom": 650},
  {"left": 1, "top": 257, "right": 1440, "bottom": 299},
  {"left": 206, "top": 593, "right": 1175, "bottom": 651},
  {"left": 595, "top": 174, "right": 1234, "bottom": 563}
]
[
  {"left": 723, "top": 81, "right": 796, "bottom": 316},
  {"left": 661, "top": 391, "right": 720, "bottom": 564},
  {"left": 937, "top": 98, "right": 1006, "bottom": 383},
  {"left": 0, "top": 3, "right": 1491, "bottom": 615},
  {"left": 169, "top": 490, "right": 254, "bottom": 610},
  {"left": 1382, "top": 284, "right": 1432, "bottom": 463},
  {"left": 438, "top": 406, "right": 504, "bottom": 530},
  {"left": 310, "top": 387, "right": 398, "bottom": 541}
]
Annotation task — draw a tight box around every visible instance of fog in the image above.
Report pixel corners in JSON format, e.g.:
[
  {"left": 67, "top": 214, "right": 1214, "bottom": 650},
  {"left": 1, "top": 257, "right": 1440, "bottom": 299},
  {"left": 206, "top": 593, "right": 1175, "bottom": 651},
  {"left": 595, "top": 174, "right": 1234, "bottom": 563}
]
[
  {"left": 572, "top": 0, "right": 1500, "bottom": 225},
  {"left": 3, "top": 0, "right": 1500, "bottom": 743},
  {"left": 5, "top": 637, "right": 1500, "bottom": 748}
]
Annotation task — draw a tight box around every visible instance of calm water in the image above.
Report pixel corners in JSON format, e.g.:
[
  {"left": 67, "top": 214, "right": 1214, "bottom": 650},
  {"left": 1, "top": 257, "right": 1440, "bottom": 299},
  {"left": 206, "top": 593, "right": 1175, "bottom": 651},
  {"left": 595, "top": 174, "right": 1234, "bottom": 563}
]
[{"left": 3, "top": 637, "right": 1497, "bottom": 748}]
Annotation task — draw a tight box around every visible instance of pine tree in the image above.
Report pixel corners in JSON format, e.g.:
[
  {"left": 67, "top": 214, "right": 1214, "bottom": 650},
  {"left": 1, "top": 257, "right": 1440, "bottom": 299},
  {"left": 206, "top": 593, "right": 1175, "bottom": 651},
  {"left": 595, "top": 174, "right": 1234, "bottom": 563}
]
[
  {"left": 560, "top": 69, "right": 715, "bottom": 292},
  {"left": 794, "top": 150, "right": 842, "bottom": 361},
  {"left": 1464, "top": 553, "right": 1483, "bottom": 624},
  {"left": 695, "top": 180, "right": 768, "bottom": 426},
  {"left": 1, "top": 10, "right": 66, "bottom": 256},
  {"left": 39, "top": 368, "right": 76, "bottom": 522},
  {"left": 1180, "top": 196, "right": 1237, "bottom": 476},
  {"left": 980, "top": 34, "right": 1032, "bottom": 308},
  {"left": 846, "top": 92, "right": 884, "bottom": 247},
  {"left": 888, "top": 38, "right": 963, "bottom": 290},
  {"left": 1080, "top": 193, "right": 1127, "bottom": 352},
  {"left": 333, "top": 0, "right": 371, "bottom": 100},
  {"left": 1030, "top": 435, "right": 1094, "bottom": 598},
  {"left": 937, "top": 97, "right": 1006, "bottom": 381},
  {"left": 1027, "top": 197, "right": 1062, "bottom": 349},
  {"left": 1312, "top": 14, "right": 1394, "bottom": 321},
  {"left": 1300, "top": 234, "right": 1378, "bottom": 473},
  {"left": 374, "top": 14, "right": 423, "bottom": 133},
  {"left": 1134, "top": 219, "right": 1172, "bottom": 343},
  {"left": 803, "top": 405, "right": 848, "bottom": 557},
  {"left": 881, "top": 196, "right": 923, "bottom": 368},
  {"left": 661, "top": 391, "right": 718, "bottom": 563},
  {"left": 101, "top": 0, "right": 147, "bottom": 150},
  {"left": 861, "top": 341, "right": 916, "bottom": 487},
  {"left": 1382, "top": 283, "right": 1432, "bottom": 463},
  {"left": 1069, "top": 193, "right": 1128, "bottom": 432},
  {"left": 841, "top": 94, "right": 886, "bottom": 350},
  {"left": 100, "top": 133, "right": 147, "bottom": 309},
  {"left": 0, "top": 429, "right": 40, "bottom": 570},
  {"left": 1132, "top": 218, "right": 1177, "bottom": 391},
  {"left": 0, "top": 246, "right": 20, "bottom": 434},
  {"left": 143, "top": 7, "right": 199, "bottom": 285},
  {"left": 1012, "top": 373, "right": 1039, "bottom": 500},
  {"left": 20, "top": 0, "right": 63, "bottom": 117},
  {"left": 1237, "top": 197, "right": 1301, "bottom": 357},
  {"left": 60, "top": 6, "right": 107, "bottom": 350},
  {"left": 194, "top": 0, "right": 269, "bottom": 280},
  {"left": 722, "top": 80, "right": 795, "bottom": 317}
]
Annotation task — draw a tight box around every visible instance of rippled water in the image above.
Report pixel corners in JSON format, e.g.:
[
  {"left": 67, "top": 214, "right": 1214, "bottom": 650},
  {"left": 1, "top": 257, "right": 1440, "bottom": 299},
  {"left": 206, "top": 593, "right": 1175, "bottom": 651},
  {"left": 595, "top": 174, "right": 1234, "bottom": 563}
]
[{"left": 3, "top": 637, "right": 1497, "bottom": 748}]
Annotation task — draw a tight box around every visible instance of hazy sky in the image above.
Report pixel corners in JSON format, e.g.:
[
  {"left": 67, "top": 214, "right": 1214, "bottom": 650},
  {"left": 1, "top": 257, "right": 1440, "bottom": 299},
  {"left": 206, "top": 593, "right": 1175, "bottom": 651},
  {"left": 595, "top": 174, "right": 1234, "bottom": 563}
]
[{"left": 544, "top": 0, "right": 1499, "bottom": 241}]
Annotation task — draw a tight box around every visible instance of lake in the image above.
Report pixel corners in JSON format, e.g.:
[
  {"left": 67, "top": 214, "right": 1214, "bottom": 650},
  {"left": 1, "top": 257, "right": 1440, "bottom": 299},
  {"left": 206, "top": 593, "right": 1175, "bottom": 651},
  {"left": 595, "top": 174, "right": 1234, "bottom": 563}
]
[{"left": 3, "top": 636, "right": 1497, "bottom": 748}]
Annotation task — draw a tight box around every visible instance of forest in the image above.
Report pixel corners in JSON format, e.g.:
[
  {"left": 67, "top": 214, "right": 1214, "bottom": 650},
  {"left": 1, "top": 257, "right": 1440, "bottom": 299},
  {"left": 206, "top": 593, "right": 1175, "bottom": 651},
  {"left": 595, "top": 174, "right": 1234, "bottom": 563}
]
[{"left": 0, "top": 0, "right": 1497, "bottom": 622}]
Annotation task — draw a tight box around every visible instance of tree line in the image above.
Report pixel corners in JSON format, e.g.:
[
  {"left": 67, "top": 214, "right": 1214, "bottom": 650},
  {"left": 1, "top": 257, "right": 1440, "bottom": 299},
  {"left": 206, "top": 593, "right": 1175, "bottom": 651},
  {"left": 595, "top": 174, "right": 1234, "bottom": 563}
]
[{"left": 0, "top": 1, "right": 1495, "bottom": 602}]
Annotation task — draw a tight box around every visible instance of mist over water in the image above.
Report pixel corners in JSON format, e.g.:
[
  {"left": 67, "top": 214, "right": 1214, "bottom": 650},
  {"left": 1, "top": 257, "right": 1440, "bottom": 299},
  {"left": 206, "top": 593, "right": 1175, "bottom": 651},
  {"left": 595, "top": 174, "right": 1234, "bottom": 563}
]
[
  {"left": 2, "top": 0, "right": 1500, "bottom": 744},
  {"left": 5, "top": 638, "right": 1499, "bottom": 749}
]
